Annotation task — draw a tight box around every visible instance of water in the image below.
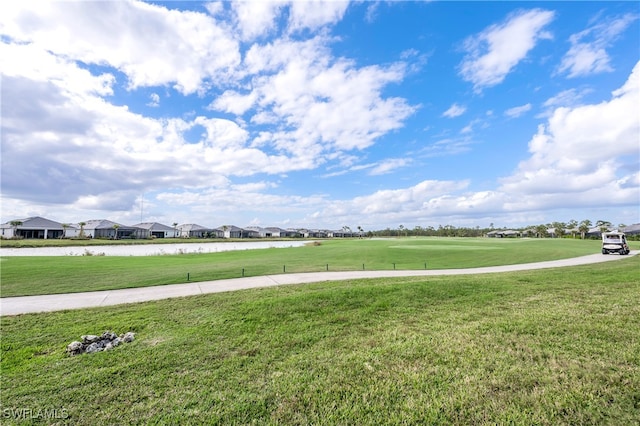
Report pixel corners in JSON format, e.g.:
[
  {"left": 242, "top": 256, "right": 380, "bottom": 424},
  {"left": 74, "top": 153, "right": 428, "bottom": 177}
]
[{"left": 0, "top": 241, "right": 309, "bottom": 257}]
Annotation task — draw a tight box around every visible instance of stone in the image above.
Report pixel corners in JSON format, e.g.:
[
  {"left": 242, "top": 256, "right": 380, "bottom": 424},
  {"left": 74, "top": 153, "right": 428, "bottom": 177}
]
[
  {"left": 101, "top": 331, "right": 118, "bottom": 341},
  {"left": 67, "top": 330, "right": 135, "bottom": 356},
  {"left": 85, "top": 342, "right": 101, "bottom": 353},
  {"left": 82, "top": 335, "right": 100, "bottom": 344},
  {"left": 123, "top": 332, "right": 135, "bottom": 343},
  {"left": 66, "top": 341, "right": 84, "bottom": 355}
]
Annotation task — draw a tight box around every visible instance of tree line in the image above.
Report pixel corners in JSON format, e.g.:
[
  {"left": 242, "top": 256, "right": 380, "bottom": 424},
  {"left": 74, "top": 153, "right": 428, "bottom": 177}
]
[{"left": 359, "top": 219, "right": 635, "bottom": 239}]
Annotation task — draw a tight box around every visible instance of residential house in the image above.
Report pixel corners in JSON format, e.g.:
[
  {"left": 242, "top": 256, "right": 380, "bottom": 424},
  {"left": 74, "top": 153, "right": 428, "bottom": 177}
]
[
  {"left": 176, "top": 224, "right": 214, "bottom": 238},
  {"left": 217, "top": 225, "right": 258, "bottom": 238},
  {"left": 621, "top": 223, "right": 640, "bottom": 235},
  {"left": 0, "top": 216, "right": 76, "bottom": 239},
  {"left": 245, "top": 226, "right": 291, "bottom": 238},
  {"left": 80, "top": 219, "right": 148, "bottom": 239},
  {"left": 133, "top": 222, "right": 178, "bottom": 238}
]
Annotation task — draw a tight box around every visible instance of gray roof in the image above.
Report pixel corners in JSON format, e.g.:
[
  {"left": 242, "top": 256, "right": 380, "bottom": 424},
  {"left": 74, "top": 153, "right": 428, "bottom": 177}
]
[
  {"left": 621, "top": 223, "right": 640, "bottom": 234},
  {"left": 2, "top": 216, "right": 69, "bottom": 229},
  {"left": 133, "top": 222, "right": 174, "bottom": 231},
  {"left": 81, "top": 219, "right": 127, "bottom": 230},
  {"left": 177, "top": 224, "right": 210, "bottom": 231}
]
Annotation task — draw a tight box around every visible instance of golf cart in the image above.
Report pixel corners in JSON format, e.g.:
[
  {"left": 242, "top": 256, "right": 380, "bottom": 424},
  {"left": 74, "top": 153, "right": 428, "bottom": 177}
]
[{"left": 601, "top": 231, "right": 630, "bottom": 255}]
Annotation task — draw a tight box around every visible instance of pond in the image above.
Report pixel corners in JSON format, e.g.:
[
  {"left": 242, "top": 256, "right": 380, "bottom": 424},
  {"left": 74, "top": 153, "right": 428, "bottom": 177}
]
[{"left": 0, "top": 241, "right": 310, "bottom": 257}]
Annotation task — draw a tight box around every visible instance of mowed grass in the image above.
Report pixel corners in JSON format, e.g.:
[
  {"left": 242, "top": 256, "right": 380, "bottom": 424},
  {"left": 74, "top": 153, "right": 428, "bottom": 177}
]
[
  {"left": 0, "top": 238, "right": 621, "bottom": 297},
  {"left": 1, "top": 257, "right": 639, "bottom": 424}
]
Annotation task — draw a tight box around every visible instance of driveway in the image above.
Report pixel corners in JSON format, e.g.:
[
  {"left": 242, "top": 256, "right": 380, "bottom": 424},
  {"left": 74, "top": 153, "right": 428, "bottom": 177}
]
[{"left": 1, "top": 251, "right": 637, "bottom": 316}]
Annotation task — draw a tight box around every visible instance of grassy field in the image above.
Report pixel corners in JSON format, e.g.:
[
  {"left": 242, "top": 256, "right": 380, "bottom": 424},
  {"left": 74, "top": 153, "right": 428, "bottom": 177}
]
[
  {"left": 1, "top": 257, "right": 639, "bottom": 424},
  {"left": 2, "top": 237, "right": 630, "bottom": 297}
]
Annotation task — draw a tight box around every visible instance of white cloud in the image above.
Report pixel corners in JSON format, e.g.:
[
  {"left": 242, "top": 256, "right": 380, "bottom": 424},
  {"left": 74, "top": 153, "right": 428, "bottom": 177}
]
[
  {"left": 442, "top": 103, "right": 466, "bottom": 118},
  {"left": 369, "top": 158, "right": 411, "bottom": 176},
  {"left": 420, "top": 138, "right": 474, "bottom": 157},
  {"left": 459, "top": 9, "right": 554, "bottom": 91},
  {"left": 504, "top": 103, "right": 532, "bottom": 118},
  {"left": 558, "top": 13, "right": 638, "bottom": 78},
  {"left": 536, "top": 87, "right": 592, "bottom": 118},
  {"left": 287, "top": 0, "right": 350, "bottom": 33},
  {"left": 307, "top": 179, "right": 472, "bottom": 227},
  {"left": 231, "top": 0, "right": 285, "bottom": 41},
  {"left": 1, "top": 2, "right": 418, "bottom": 223},
  {"left": 500, "top": 61, "right": 640, "bottom": 207},
  {"left": 147, "top": 93, "right": 160, "bottom": 107},
  {"left": 231, "top": 37, "right": 417, "bottom": 158},
  {"left": 0, "top": 1, "right": 241, "bottom": 95}
]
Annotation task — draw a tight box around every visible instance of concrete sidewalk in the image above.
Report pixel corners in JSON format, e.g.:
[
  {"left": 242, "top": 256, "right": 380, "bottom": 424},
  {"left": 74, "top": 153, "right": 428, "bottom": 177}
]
[{"left": 1, "top": 251, "right": 636, "bottom": 316}]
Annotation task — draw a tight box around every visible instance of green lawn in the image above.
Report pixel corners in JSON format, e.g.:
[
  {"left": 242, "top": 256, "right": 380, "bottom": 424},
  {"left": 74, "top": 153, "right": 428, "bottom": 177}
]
[
  {"left": 1, "top": 257, "right": 639, "bottom": 424},
  {"left": 1, "top": 237, "right": 625, "bottom": 297}
]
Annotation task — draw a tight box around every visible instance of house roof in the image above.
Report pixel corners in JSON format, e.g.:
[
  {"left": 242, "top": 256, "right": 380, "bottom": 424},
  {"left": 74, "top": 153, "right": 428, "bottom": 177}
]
[
  {"left": 621, "top": 223, "right": 640, "bottom": 234},
  {"left": 177, "top": 224, "right": 210, "bottom": 231},
  {"left": 81, "top": 219, "right": 128, "bottom": 230},
  {"left": 1, "top": 216, "right": 68, "bottom": 229},
  {"left": 133, "top": 222, "right": 174, "bottom": 231},
  {"left": 216, "top": 225, "right": 245, "bottom": 232}
]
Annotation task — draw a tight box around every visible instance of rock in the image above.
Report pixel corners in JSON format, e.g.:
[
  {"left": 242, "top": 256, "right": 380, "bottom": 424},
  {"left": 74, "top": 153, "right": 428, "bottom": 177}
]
[
  {"left": 85, "top": 342, "right": 101, "bottom": 353},
  {"left": 101, "top": 331, "right": 118, "bottom": 340},
  {"left": 67, "top": 331, "right": 135, "bottom": 356},
  {"left": 82, "top": 335, "right": 100, "bottom": 344},
  {"left": 66, "top": 341, "right": 84, "bottom": 355},
  {"left": 123, "top": 332, "right": 135, "bottom": 343}
]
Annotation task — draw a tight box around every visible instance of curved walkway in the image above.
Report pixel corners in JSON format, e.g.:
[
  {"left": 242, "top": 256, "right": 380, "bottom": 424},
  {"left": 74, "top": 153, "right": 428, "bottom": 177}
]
[{"left": 1, "top": 251, "right": 637, "bottom": 316}]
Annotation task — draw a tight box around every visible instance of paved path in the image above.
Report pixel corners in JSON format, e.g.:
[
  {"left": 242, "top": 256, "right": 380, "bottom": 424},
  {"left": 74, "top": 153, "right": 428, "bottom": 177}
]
[{"left": 1, "top": 251, "right": 637, "bottom": 316}]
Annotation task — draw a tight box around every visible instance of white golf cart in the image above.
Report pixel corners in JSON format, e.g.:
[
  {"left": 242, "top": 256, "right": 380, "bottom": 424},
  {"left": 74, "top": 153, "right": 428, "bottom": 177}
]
[{"left": 601, "top": 231, "right": 630, "bottom": 255}]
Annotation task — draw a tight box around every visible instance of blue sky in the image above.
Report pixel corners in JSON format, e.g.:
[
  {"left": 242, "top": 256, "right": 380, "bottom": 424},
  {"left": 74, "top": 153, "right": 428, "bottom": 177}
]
[{"left": 1, "top": 1, "right": 639, "bottom": 231}]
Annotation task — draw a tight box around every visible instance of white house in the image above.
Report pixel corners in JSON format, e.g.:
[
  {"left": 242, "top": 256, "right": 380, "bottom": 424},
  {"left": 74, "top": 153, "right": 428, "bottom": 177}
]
[
  {"left": 79, "top": 219, "right": 148, "bottom": 239},
  {"left": 1, "top": 216, "right": 76, "bottom": 239},
  {"left": 133, "top": 222, "right": 178, "bottom": 238}
]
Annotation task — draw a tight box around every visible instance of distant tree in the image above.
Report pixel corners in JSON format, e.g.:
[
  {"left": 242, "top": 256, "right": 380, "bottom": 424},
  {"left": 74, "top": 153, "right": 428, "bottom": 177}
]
[
  {"left": 112, "top": 224, "right": 120, "bottom": 239},
  {"left": 535, "top": 224, "right": 548, "bottom": 238},
  {"left": 61, "top": 223, "right": 69, "bottom": 239},
  {"left": 172, "top": 222, "right": 178, "bottom": 238},
  {"left": 596, "top": 220, "right": 612, "bottom": 233},
  {"left": 78, "top": 221, "right": 86, "bottom": 238},
  {"left": 551, "top": 222, "right": 566, "bottom": 238},
  {"left": 357, "top": 226, "right": 363, "bottom": 237},
  {"left": 579, "top": 219, "right": 592, "bottom": 239},
  {"left": 398, "top": 224, "right": 405, "bottom": 237},
  {"left": 9, "top": 220, "right": 23, "bottom": 238}
]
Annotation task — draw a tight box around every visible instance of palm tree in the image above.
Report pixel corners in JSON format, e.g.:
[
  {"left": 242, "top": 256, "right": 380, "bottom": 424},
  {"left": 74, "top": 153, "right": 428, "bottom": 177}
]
[
  {"left": 398, "top": 224, "right": 405, "bottom": 237},
  {"left": 78, "top": 221, "right": 86, "bottom": 239},
  {"left": 551, "top": 222, "right": 566, "bottom": 238},
  {"left": 112, "top": 224, "right": 120, "bottom": 240},
  {"left": 535, "top": 224, "right": 548, "bottom": 238},
  {"left": 9, "top": 220, "right": 23, "bottom": 238},
  {"left": 596, "top": 220, "right": 612, "bottom": 233},
  {"left": 357, "top": 226, "right": 363, "bottom": 238},
  {"left": 61, "top": 223, "right": 69, "bottom": 239},
  {"left": 172, "top": 222, "right": 178, "bottom": 238},
  {"left": 579, "top": 219, "right": 592, "bottom": 240}
]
